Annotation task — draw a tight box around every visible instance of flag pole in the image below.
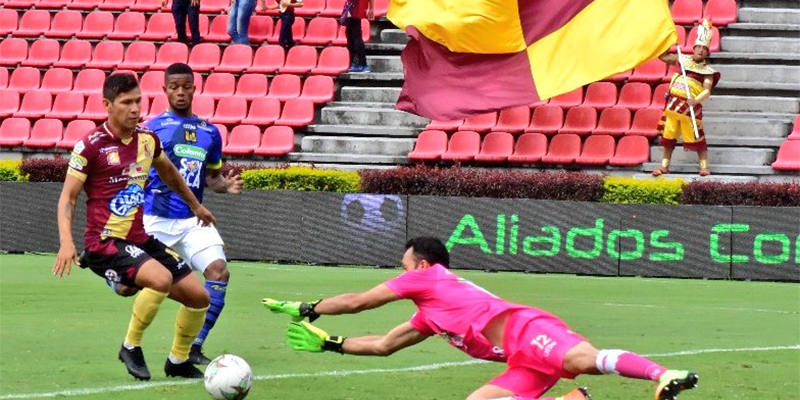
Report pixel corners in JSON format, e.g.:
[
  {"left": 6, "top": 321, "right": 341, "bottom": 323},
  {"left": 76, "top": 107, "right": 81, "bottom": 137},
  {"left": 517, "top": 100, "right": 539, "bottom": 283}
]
[{"left": 675, "top": 46, "right": 700, "bottom": 140}]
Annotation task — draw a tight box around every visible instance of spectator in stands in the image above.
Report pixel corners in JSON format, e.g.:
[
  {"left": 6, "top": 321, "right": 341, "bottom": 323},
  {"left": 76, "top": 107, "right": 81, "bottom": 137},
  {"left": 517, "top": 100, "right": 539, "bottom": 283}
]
[
  {"left": 341, "top": 0, "right": 373, "bottom": 73},
  {"left": 164, "top": 0, "right": 202, "bottom": 45},
  {"left": 266, "top": 0, "right": 304, "bottom": 51},
  {"left": 653, "top": 19, "right": 721, "bottom": 176},
  {"left": 227, "top": 0, "right": 261, "bottom": 45}
]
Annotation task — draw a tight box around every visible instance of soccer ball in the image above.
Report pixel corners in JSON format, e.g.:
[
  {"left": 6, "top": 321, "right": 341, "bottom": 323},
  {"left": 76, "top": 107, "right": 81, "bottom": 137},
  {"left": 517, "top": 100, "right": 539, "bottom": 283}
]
[{"left": 204, "top": 354, "right": 253, "bottom": 400}]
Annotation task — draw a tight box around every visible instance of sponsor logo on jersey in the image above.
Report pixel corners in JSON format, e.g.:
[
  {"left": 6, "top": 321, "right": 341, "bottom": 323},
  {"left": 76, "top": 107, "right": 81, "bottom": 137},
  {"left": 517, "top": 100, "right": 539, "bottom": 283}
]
[
  {"left": 107, "top": 151, "right": 120, "bottom": 165},
  {"left": 109, "top": 183, "right": 145, "bottom": 216},
  {"left": 104, "top": 269, "right": 120, "bottom": 282},
  {"left": 99, "top": 145, "right": 119, "bottom": 154},
  {"left": 73, "top": 140, "right": 86, "bottom": 155},
  {"left": 125, "top": 245, "right": 145, "bottom": 258},
  {"left": 69, "top": 154, "right": 88, "bottom": 170},
  {"left": 173, "top": 144, "right": 207, "bottom": 160}
]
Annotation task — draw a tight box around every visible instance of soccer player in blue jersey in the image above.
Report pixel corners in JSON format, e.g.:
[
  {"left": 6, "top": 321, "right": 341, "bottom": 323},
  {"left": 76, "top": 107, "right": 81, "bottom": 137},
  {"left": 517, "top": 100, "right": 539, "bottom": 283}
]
[{"left": 142, "top": 63, "right": 243, "bottom": 365}]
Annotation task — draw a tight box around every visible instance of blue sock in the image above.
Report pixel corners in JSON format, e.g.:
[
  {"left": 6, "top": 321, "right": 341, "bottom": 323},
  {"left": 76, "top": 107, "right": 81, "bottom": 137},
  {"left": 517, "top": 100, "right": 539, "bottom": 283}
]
[{"left": 193, "top": 280, "right": 227, "bottom": 347}]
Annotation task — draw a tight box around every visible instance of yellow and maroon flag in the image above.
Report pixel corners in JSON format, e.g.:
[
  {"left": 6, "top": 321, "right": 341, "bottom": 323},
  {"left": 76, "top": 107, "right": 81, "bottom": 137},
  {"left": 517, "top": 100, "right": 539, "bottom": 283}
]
[{"left": 388, "top": 0, "right": 677, "bottom": 120}]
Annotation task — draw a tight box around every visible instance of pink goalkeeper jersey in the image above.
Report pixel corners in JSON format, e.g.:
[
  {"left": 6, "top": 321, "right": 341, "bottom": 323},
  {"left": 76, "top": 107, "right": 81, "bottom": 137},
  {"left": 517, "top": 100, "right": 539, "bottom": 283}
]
[{"left": 385, "top": 264, "right": 530, "bottom": 362}]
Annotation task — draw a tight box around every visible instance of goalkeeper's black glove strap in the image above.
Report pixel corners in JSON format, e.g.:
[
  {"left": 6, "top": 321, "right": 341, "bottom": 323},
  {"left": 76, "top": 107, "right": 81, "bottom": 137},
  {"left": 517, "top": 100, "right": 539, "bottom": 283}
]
[
  {"left": 300, "top": 300, "right": 321, "bottom": 322},
  {"left": 322, "top": 336, "right": 346, "bottom": 354}
]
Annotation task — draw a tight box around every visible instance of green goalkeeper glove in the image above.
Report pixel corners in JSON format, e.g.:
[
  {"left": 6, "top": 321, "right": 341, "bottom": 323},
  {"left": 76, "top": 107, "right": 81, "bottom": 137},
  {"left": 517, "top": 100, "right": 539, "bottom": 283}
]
[
  {"left": 262, "top": 298, "right": 321, "bottom": 322},
  {"left": 286, "top": 321, "right": 345, "bottom": 354}
]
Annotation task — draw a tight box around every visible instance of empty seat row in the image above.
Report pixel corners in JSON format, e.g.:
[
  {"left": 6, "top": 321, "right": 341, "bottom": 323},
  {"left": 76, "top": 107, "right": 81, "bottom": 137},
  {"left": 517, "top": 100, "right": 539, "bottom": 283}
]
[
  {"left": 520, "top": 82, "right": 673, "bottom": 112},
  {"left": 428, "top": 106, "right": 664, "bottom": 138},
  {"left": 671, "top": 0, "right": 738, "bottom": 26},
  {"left": 408, "top": 131, "right": 651, "bottom": 166}
]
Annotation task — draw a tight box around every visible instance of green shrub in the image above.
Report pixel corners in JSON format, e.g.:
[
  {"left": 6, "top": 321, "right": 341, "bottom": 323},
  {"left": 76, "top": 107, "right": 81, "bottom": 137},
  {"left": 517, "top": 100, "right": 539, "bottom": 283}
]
[
  {"left": 601, "top": 177, "right": 684, "bottom": 205},
  {"left": 0, "top": 160, "right": 27, "bottom": 182},
  {"left": 242, "top": 167, "right": 360, "bottom": 192}
]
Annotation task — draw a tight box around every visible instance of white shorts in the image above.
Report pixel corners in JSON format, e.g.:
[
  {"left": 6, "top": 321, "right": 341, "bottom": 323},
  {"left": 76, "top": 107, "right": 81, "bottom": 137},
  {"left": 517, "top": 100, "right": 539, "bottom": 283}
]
[{"left": 143, "top": 214, "right": 226, "bottom": 272}]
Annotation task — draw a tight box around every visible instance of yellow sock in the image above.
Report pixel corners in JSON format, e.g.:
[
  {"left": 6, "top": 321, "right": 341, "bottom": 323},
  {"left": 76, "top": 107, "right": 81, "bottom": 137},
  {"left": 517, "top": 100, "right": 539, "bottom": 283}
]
[
  {"left": 124, "top": 288, "right": 168, "bottom": 347},
  {"left": 169, "top": 305, "right": 208, "bottom": 361}
]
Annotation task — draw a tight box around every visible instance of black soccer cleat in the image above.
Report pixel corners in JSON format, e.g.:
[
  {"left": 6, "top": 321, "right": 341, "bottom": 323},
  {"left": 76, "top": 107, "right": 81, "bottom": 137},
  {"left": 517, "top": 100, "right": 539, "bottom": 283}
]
[
  {"left": 118, "top": 344, "right": 151, "bottom": 381},
  {"left": 164, "top": 358, "right": 204, "bottom": 378},
  {"left": 188, "top": 344, "right": 212, "bottom": 365},
  {"left": 655, "top": 370, "right": 699, "bottom": 400}
]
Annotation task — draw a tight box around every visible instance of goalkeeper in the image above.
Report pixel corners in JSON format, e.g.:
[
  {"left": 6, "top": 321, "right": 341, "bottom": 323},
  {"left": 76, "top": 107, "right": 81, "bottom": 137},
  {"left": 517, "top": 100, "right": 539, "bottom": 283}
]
[{"left": 264, "top": 237, "right": 699, "bottom": 400}]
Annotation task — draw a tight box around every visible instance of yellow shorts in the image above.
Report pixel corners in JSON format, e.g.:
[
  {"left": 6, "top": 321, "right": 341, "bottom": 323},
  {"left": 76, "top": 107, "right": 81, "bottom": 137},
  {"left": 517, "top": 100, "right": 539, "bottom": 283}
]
[{"left": 662, "top": 112, "right": 704, "bottom": 144}]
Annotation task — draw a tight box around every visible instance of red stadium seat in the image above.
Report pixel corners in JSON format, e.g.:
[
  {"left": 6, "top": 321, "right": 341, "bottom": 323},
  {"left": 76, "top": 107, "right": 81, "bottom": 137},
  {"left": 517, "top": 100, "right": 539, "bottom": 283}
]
[
  {"left": 582, "top": 82, "right": 618, "bottom": 110},
  {"left": 202, "top": 73, "right": 235, "bottom": 100},
  {"left": 0, "top": 90, "right": 20, "bottom": 118},
  {"left": 46, "top": 10, "right": 83, "bottom": 38},
  {"left": 576, "top": 134, "right": 615, "bottom": 166},
  {"left": 629, "top": 58, "right": 667, "bottom": 83},
  {"left": 131, "top": 0, "right": 164, "bottom": 11},
  {"left": 0, "top": 67, "right": 6, "bottom": 89},
  {"left": 15, "top": 10, "right": 50, "bottom": 37},
  {"left": 663, "top": 63, "right": 681, "bottom": 83},
  {"left": 140, "top": 13, "right": 174, "bottom": 41},
  {"left": 616, "top": 82, "right": 652, "bottom": 110},
  {"left": 426, "top": 119, "right": 463, "bottom": 131},
  {"left": 683, "top": 26, "right": 721, "bottom": 53},
  {"left": 216, "top": 124, "right": 229, "bottom": 147},
  {"left": 269, "top": 17, "right": 306, "bottom": 44},
  {"left": 241, "top": 97, "right": 281, "bottom": 126},
  {"left": 83, "top": 93, "right": 109, "bottom": 120},
  {"left": 474, "top": 131, "right": 514, "bottom": 163},
  {"left": 223, "top": 125, "right": 260, "bottom": 155},
  {"left": 200, "top": 0, "right": 228, "bottom": 13},
  {"left": 111, "top": 69, "right": 138, "bottom": 81},
  {"left": 593, "top": 107, "right": 631, "bottom": 137},
  {"left": 216, "top": 44, "right": 253, "bottom": 73},
  {"left": 192, "top": 72, "right": 204, "bottom": 93},
  {"left": 279, "top": 46, "right": 317, "bottom": 74},
  {"left": 77, "top": 12, "right": 114, "bottom": 39},
  {"left": 248, "top": 16, "right": 273, "bottom": 44},
  {"left": 207, "top": 15, "right": 230, "bottom": 42},
  {"left": 0, "top": 10, "right": 18, "bottom": 36},
  {"left": 704, "top": 0, "right": 738, "bottom": 26},
  {"left": 21, "top": 39, "right": 60, "bottom": 68},
  {"left": 508, "top": 132, "right": 548, "bottom": 164},
  {"left": 109, "top": 12, "right": 145, "bottom": 39},
  {"left": 321, "top": 0, "right": 346, "bottom": 17},
  {"left": 38, "top": 0, "right": 70, "bottom": 8},
  {"left": 188, "top": 43, "right": 221, "bottom": 72},
  {"left": 100, "top": 0, "right": 136, "bottom": 11},
  {"left": 332, "top": 18, "right": 370, "bottom": 45},
  {"left": 408, "top": 130, "right": 448, "bottom": 162},
  {"left": 5, "top": 0, "right": 39, "bottom": 8},
  {"left": 14, "top": 90, "right": 52, "bottom": 119},
  {"left": 53, "top": 40, "right": 92, "bottom": 68},
  {"left": 267, "top": 74, "right": 301, "bottom": 101},
  {"left": 302, "top": 17, "right": 338, "bottom": 45},
  {"left": 670, "top": 25, "right": 687, "bottom": 53},
  {"left": 74, "top": 69, "right": 106, "bottom": 95},
  {"left": 541, "top": 133, "right": 581, "bottom": 164},
  {"left": 140, "top": 70, "right": 164, "bottom": 98},
  {"left": 604, "top": 70, "right": 632, "bottom": 83},
  {"left": 772, "top": 141, "right": 800, "bottom": 171},
  {"left": 459, "top": 112, "right": 498, "bottom": 132},
  {"left": 493, "top": 106, "right": 531, "bottom": 133},
  {"left": 671, "top": 0, "right": 703, "bottom": 25},
  {"left": 152, "top": 42, "right": 189, "bottom": 70},
  {"left": 373, "top": 0, "right": 389, "bottom": 17},
  {"left": 559, "top": 107, "right": 597, "bottom": 136},
  {"left": 247, "top": 45, "right": 284, "bottom": 73},
  {"left": 789, "top": 115, "right": 800, "bottom": 140},
  {"left": 24, "top": 119, "right": 64, "bottom": 148},
  {"left": 68, "top": 0, "right": 103, "bottom": 10},
  {"left": 0, "top": 38, "right": 28, "bottom": 66},
  {"left": 138, "top": 92, "right": 150, "bottom": 117},
  {"left": 275, "top": 98, "right": 314, "bottom": 127},
  {"left": 86, "top": 40, "right": 125, "bottom": 69},
  {"left": 311, "top": 46, "right": 350, "bottom": 75},
  {"left": 549, "top": 87, "right": 583, "bottom": 108},
  {"left": 59, "top": 120, "right": 97, "bottom": 149},
  {"left": 255, "top": 125, "right": 294, "bottom": 156},
  {"left": 609, "top": 135, "right": 650, "bottom": 166},
  {"left": 41, "top": 68, "right": 74, "bottom": 93},
  {"left": 441, "top": 130, "right": 480, "bottom": 163},
  {"left": 7, "top": 67, "right": 40, "bottom": 94},
  {"left": 295, "top": 0, "right": 325, "bottom": 16},
  {"left": 526, "top": 105, "right": 563, "bottom": 134},
  {"left": 627, "top": 109, "right": 663, "bottom": 139},
  {"left": 649, "top": 83, "right": 670, "bottom": 110},
  {"left": 49, "top": 92, "right": 85, "bottom": 119},
  {"left": 234, "top": 74, "right": 269, "bottom": 101},
  {"left": 299, "top": 75, "right": 334, "bottom": 104},
  {"left": 170, "top": 14, "right": 209, "bottom": 40},
  {"left": 0, "top": 118, "right": 31, "bottom": 147},
  {"left": 193, "top": 95, "right": 216, "bottom": 120},
  {"left": 209, "top": 97, "right": 247, "bottom": 125},
  {"left": 146, "top": 94, "right": 168, "bottom": 118}
]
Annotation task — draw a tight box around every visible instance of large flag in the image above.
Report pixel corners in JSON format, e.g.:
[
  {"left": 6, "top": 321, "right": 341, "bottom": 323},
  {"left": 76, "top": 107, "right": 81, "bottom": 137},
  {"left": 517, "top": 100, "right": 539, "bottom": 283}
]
[{"left": 388, "top": 0, "right": 677, "bottom": 120}]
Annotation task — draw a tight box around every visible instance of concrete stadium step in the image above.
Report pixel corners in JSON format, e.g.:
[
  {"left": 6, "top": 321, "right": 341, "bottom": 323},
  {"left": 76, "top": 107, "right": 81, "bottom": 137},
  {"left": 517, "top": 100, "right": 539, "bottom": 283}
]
[
  {"left": 340, "top": 71, "right": 405, "bottom": 82},
  {"left": 721, "top": 37, "right": 800, "bottom": 54},
  {"left": 738, "top": 7, "right": 800, "bottom": 25},
  {"left": 326, "top": 101, "right": 395, "bottom": 109},
  {"left": 704, "top": 136, "right": 787, "bottom": 147},
  {"left": 341, "top": 87, "right": 401, "bottom": 103},
  {"left": 306, "top": 124, "right": 419, "bottom": 137},
  {"left": 714, "top": 80, "right": 800, "bottom": 93},
  {"left": 649, "top": 146, "right": 776, "bottom": 166},
  {"left": 366, "top": 55, "right": 404, "bottom": 73},
  {"left": 642, "top": 162, "right": 776, "bottom": 175},
  {"left": 321, "top": 106, "right": 429, "bottom": 127},
  {"left": 288, "top": 162, "right": 398, "bottom": 171},
  {"left": 301, "top": 135, "right": 416, "bottom": 155},
  {"left": 286, "top": 152, "right": 411, "bottom": 164},
  {"left": 631, "top": 173, "right": 760, "bottom": 183},
  {"left": 366, "top": 43, "right": 406, "bottom": 53},
  {"left": 711, "top": 51, "right": 800, "bottom": 65},
  {"left": 702, "top": 115, "right": 793, "bottom": 138},
  {"left": 704, "top": 96, "right": 800, "bottom": 115},
  {"left": 726, "top": 22, "right": 800, "bottom": 37},
  {"left": 380, "top": 29, "right": 408, "bottom": 45},
  {"left": 714, "top": 65, "right": 800, "bottom": 85}
]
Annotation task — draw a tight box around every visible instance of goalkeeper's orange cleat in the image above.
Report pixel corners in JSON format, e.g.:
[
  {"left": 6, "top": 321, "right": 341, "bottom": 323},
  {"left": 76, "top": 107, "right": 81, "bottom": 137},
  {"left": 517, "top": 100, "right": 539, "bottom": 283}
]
[
  {"left": 558, "top": 387, "right": 591, "bottom": 400},
  {"left": 655, "top": 370, "right": 698, "bottom": 400}
]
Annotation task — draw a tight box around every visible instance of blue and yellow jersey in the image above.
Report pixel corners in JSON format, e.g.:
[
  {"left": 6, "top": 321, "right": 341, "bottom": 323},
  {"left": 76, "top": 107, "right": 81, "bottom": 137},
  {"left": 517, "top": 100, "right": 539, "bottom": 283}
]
[{"left": 143, "top": 110, "right": 222, "bottom": 219}]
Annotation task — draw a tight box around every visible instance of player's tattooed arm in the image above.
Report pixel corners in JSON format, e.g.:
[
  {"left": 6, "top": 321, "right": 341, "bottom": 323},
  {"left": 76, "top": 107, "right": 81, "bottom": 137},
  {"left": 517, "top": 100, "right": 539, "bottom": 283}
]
[
  {"left": 54, "top": 175, "right": 84, "bottom": 277},
  {"left": 152, "top": 155, "right": 217, "bottom": 226},
  {"left": 206, "top": 168, "right": 243, "bottom": 195}
]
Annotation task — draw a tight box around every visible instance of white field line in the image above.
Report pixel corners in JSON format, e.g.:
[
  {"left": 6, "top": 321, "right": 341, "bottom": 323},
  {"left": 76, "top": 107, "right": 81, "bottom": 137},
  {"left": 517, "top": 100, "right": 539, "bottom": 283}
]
[{"left": 1, "top": 345, "right": 798, "bottom": 399}]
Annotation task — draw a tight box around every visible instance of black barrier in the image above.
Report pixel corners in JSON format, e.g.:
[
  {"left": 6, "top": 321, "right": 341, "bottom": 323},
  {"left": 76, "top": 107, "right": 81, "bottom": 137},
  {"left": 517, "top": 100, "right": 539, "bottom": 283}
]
[{"left": 1, "top": 183, "right": 797, "bottom": 281}]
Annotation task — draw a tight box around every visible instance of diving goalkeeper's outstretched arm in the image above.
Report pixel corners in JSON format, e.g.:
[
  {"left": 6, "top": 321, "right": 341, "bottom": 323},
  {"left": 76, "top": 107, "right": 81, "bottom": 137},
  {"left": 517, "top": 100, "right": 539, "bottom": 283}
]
[
  {"left": 263, "top": 283, "right": 400, "bottom": 321},
  {"left": 285, "top": 320, "right": 429, "bottom": 356}
]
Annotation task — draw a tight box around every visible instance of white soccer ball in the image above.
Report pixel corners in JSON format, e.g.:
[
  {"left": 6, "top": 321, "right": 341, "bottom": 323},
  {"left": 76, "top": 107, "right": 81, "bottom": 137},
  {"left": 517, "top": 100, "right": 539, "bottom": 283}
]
[{"left": 204, "top": 354, "right": 253, "bottom": 400}]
